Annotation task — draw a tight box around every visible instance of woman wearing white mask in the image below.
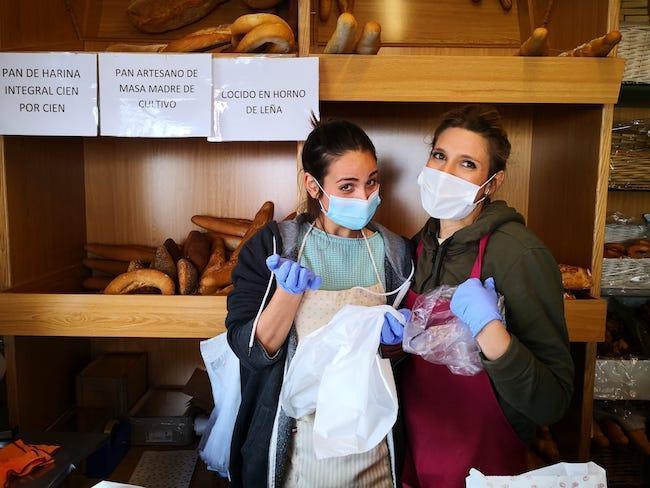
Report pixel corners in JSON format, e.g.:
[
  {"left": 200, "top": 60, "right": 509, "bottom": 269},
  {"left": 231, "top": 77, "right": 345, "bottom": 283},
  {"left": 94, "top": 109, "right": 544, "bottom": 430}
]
[
  {"left": 225, "top": 118, "right": 413, "bottom": 488},
  {"left": 400, "top": 105, "right": 574, "bottom": 487}
]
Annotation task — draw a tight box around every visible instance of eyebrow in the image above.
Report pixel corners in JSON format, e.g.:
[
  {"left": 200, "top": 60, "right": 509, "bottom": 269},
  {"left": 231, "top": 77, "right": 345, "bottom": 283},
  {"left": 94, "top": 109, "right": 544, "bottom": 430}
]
[
  {"left": 433, "top": 147, "right": 480, "bottom": 162},
  {"left": 336, "top": 170, "right": 378, "bottom": 183}
]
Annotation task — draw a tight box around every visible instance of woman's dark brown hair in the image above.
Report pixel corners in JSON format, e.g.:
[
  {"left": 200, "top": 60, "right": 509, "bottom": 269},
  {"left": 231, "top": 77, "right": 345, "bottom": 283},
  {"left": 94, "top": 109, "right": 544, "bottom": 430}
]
[
  {"left": 432, "top": 105, "right": 511, "bottom": 176},
  {"left": 302, "top": 116, "right": 377, "bottom": 220}
]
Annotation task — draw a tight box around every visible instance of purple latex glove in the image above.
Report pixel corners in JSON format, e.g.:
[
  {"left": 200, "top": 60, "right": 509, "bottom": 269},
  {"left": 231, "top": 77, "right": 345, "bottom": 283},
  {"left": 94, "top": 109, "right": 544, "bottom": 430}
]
[
  {"left": 266, "top": 254, "right": 322, "bottom": 295},
  {"left": 450, "top": 277, "right": 503, "bottom": 337},
  {"left": 381, "top": 308, "right": 411, "bottom": 345}
]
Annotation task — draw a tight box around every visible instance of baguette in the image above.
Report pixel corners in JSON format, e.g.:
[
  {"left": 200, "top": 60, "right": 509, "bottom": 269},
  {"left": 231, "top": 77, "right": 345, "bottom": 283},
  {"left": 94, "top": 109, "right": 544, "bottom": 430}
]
[
  {"left": 178, "top": 258, "right": 199, "bottom": 295},
  {"left": 206, "top": 236, "right": 227, "bottom": 270},
  {"left": 559, "top": 30, "right": 622, "bottom": 57},
  {"left": 106, "top": 43, "right": 167, "bottom": 52},
  {"left": 85, "top": 244, "right": 155, "bottom": 263},
  {"left": 83, "top": 259, "right": 130, "bottom": 276},
  {"left": 82, "top": 276, "right": 113, "bottom": 291},
  {"left": 234, "top": 21, "right": 295, "bottom": 53},
  {"left": 104, "top": 269, "right": 175, "bottom": 295},
  {"left": 241, "top": 0, "right": 283, "bottom": 8},
  {"left": 230, "top": 201, "right": 274, "bottom": 262},
  {"left": 127, "top": 0, "right": 222, "bottom": 34},
  {"left": 355, "top": 21, "right": 381, "bottom": 55},
  {"left": 183, "top": 231, "right": 211, "bottom": 273},
  {"left": 192, "top": 215, "right": 250, "bottom": 237},
  {"left": 320, "top": 0, "right": 332, "bottom": 22},
  {"left": 518, "top": 27, "right": 549, "bottom": 56},
  {"left": 199, "top": 261, "right": 235, "bottom": 291},
  {"left": 231, "top": 13, "right": 292, "bottom": 47},
  {"left": 153, "top": 245, "right": 178, "bottom": 281},
  {"left": 324, "top": 13, "right": 358, "bottom": 54},
  {"left": 163, "top": 25, "right": 231, "bottom": 52},
  {"left": 207, "top": 232, "right": 242, "bottom": 252}
]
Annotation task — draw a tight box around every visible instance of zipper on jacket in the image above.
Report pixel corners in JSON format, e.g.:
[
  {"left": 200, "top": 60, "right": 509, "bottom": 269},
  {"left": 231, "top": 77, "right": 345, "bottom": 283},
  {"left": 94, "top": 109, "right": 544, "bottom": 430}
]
[{"left": 432, "top": 237, "right": 452, "bottom": 288}]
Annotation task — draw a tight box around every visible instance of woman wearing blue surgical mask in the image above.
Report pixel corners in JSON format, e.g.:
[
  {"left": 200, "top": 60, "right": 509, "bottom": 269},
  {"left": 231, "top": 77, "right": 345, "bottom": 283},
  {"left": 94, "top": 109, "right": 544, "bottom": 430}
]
[
  {"left": 400, "top": 105, "right": 574, "bottom": 487},
  {"left": 225, "top": 118, "right": 413, "bottom": 488}
]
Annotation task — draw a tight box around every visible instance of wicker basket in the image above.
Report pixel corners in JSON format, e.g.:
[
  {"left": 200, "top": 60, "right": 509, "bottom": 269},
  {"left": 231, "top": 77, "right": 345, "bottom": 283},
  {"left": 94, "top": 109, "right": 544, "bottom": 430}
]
[
  {"left": 610, "top": 120, "right": 650, "bottom": 190},
  {"left": 618, "top": 23, "right": 650, "bottom": 83}
]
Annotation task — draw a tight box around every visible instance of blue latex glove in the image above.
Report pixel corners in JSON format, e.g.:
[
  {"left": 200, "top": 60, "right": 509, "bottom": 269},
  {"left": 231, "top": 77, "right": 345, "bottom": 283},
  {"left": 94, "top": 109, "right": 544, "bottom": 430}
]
[
  {"left": 266, "top": 254, "right": 322, "bottom": 295},
  {"left": 381, "top": 309, "right": 411, "bottom": 345},
  {"left": 450, "top": 277, "right": 503, "bottom": 338}
]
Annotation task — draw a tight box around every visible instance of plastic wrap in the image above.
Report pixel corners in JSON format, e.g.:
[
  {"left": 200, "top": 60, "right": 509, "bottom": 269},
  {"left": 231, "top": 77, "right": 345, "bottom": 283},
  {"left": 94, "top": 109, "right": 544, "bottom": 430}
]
[
  {"left": 403, "top": 285, "right": 495, "bottom": 376},
  {"left": 594, "top": 359, "right": 650, "bottom": 401},
  {"left": 594, "top": 400, "right": 650, "bottom": 432}
]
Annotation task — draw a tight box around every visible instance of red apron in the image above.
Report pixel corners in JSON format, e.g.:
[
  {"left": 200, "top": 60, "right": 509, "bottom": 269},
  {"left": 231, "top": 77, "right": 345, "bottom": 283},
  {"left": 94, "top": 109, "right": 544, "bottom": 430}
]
[{"left": 400, "top": 234, "right": 527, "bottom": 488}]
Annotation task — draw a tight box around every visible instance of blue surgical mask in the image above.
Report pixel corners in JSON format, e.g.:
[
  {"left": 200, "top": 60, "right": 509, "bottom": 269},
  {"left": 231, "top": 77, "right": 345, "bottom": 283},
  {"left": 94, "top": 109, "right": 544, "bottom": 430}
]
[{"left": 313, "top": 179, "right": 381, "bottom": 230}]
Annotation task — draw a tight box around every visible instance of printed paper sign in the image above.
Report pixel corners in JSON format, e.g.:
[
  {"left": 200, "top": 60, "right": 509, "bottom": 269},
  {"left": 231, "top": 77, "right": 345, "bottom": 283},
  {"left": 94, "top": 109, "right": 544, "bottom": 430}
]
[
  {"left": 99, "top": 53, "right": 212, "bottom": 137},
  {"left": 211, "top": 57, "right": 319, "bottom": 142},
  {"left": 0, "top": 52, "right": 98, "bottom": 136}
]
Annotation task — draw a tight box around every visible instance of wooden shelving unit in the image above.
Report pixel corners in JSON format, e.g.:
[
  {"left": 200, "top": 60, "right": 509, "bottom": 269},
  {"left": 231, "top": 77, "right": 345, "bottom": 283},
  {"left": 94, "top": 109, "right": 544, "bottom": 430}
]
[{"left": 0, "top": 0, "right": 624, "bottom": 475}]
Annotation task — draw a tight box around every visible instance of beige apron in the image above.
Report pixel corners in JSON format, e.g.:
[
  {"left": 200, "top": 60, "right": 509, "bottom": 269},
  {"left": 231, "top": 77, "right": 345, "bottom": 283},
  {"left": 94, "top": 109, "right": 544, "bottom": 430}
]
[{"left": 284, "top": 224, "right": 393, "bottom": 488}]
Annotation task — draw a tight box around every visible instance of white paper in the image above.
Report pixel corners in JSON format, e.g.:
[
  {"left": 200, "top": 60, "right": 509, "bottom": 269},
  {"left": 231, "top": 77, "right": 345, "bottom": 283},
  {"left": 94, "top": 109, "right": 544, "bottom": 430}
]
[
  {"left": 210, "top": 57, "right": 319, "bottom": 142},
  {"left": 99, "top": 53, "right": 212, "bottom": 137},
  {"left": 0, "top": 52, "right": 98, "bottom": 136},
  {"left": 92, "top": 482, "right": 144, "bottom": 488},
  {"left": 466, "top": 462, "right": 607, "bottom": 488}
]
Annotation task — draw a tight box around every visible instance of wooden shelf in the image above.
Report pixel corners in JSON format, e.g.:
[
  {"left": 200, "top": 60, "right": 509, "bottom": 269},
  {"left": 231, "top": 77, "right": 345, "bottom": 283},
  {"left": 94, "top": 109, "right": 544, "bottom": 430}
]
[
  {"left": 0, "top": 294, "right": 226, "bottom": 338},
  {"left": 318, "top": 55, "right": 625, "bottom": 104},
  {"left": 0, "top": 293, "right": 603, "bottom": 341}
]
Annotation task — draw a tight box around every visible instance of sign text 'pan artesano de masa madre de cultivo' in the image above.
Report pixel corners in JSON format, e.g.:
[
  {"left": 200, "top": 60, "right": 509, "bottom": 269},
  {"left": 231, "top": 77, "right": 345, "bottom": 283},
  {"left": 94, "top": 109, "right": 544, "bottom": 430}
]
[
  {"left": 211, "top": 57, "right": 319, "bottom": 142},
  {"left": 98, "top": 53, "right": 212, "bottom": 137},
  {"left": 0, "top": 53, "right": 98, "bottom": 136}
]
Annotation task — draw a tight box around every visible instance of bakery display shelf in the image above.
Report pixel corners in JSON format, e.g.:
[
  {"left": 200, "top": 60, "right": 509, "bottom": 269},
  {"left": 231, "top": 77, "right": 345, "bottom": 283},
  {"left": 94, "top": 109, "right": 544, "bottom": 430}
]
[
  {"left": 318, "top": 55, "right": 625, "bottom": 104},
  {"left": 0, "top": 293, "right": 226, "bottom": 339},
  {"left": 0, "top": 292, "right": 602, "bottom": 341}
]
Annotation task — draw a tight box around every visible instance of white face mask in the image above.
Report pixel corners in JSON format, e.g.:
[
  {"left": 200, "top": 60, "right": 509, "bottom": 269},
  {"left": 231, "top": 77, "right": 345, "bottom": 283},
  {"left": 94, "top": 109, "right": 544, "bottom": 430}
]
[{"left": 418, "top": 167, "right": 496, "bottom": 220}]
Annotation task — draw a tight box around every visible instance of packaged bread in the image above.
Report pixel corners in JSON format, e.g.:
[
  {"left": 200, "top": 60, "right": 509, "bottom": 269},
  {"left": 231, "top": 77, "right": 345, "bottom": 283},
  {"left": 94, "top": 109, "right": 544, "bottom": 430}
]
[
  {"left": 127, "top": 0, "right": 222, "bottom": 33},
  {"left": 559, "top": 264, "right": 592, "bottom": 290}
]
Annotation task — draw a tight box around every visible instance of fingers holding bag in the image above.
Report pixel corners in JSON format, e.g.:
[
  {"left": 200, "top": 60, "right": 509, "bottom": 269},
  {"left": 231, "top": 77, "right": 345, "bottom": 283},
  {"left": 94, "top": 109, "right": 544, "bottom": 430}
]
[
  {"left": 265, "top": 254, "right": 321, "bottom": 294},
  {"left": 380, "top": 309, "right": 411, "bottom": 345},
  {"left": 450, "top": 277, "right": 503, "bottom": 337}
]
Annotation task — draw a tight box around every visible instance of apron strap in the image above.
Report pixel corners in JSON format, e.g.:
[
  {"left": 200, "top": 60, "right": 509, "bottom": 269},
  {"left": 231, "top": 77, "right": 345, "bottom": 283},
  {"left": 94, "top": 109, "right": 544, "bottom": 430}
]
[{"left": 469, "top": 233, "right": 492, "bottom": 280}]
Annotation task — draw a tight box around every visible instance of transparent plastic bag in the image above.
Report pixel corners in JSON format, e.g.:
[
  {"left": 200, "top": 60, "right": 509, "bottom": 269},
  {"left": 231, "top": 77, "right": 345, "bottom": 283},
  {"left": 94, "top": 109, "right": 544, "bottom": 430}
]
[{"left": 403, "top": 285, "right": 484, "bottom": 376}]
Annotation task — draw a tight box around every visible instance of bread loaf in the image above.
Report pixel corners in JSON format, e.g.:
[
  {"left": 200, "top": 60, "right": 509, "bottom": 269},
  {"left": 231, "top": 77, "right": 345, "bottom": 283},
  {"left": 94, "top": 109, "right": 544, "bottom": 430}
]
[
  {"left": 559, "top": 264, "right": 592, "bottom": 290},
  {"left": 127, "top": 0, "right": 222, "bottom": 33},
  {"left": 104, "top": 269, "right": 175, "bottom": 295},
  {"left": 183, "top": 231, "right": 211, "bottom": 273},
  {"left": 518, "top": 27, "right": 549, "bottom": 56},
  {"left": 163, "top": 25, "right": 231, "bottom": 52},
  {"left": 178, "top": 258, "right": 199, "bottom": 295},
  {"left": 559, "top": 30, "right": 622, "bottom": 57},
  {"left": 153, "top": 245, "right": 178, "bottom": 281},
  {"left": 85, "top": 244, "right": 155, "bottom": 263},
  {"left": 355, "top": 21, "right": 381, "bottom": 54},
  {"left": 324, "top": 13, "right": 358, "bottom": 54}
]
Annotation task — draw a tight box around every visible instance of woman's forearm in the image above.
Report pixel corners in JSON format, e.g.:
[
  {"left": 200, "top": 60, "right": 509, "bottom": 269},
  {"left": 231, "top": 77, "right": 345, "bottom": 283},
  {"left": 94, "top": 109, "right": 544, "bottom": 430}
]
[
  {"left": 476, "top": 320, "right": 511, "bottom": 361},
  {"left": 255, "top": 288, "right": 303, "bottom": 355}
]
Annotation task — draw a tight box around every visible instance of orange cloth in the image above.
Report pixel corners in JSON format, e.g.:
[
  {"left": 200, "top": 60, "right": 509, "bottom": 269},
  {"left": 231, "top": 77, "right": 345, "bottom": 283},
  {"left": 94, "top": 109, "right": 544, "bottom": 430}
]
[{"left": 0, "top": 439, "right": 60, "bottom": 487}]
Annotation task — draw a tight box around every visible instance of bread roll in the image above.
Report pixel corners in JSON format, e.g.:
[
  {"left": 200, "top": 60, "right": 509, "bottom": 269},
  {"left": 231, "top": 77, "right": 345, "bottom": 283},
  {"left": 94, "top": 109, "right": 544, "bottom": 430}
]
[
  {"left": 355, "top": 21, "right": 381, "bottom": 54},
  {"left": 518, "top": 27, "right": 549, "bottom": 56},
  {"left": 231, "top": 13, "right": 292, "bottom": 47},
  {"left": 153, "top": 245, "right": 178, "bottom": 281},
  {"left": 324, "top": 13, "right": 358, "bottom": 54},
  {"left": 104, "top": 269, "right": 175, "bottom": 295},
  {"left": 178, "top": 258, "right": 199, "bottom": 295},
  {"left": 183, "top": 231, "right": 211, "bottom": 273},
  {"left": 234, "top": 21, "right": 295, "bottom": 53},
  {"left": 163, "top": 238, "right": 182, "bottom": 264},
  {"left": 127, "top": 0, "right": 222, "bottom": 33}
]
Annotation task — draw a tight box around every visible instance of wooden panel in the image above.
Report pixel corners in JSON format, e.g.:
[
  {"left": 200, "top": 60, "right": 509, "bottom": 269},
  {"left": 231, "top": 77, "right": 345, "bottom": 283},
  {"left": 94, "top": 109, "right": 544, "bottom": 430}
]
[
  {"left": 4, "top": 137, "right": 86, "bottom": 287},
  {"left": 607, "top": 190, "right": 650, "bottom": 219},
  {"left": 4, "top": 336, "right": 91, "bottom": 431},
  {"left": 0, "top": 138, "right": 10, "bottom": 290},
  {"left": 313, "top": 0, "right": 521, "bottom": 48},
  {"left": 319, "top": 56, "right": 625, "bottom": 104},
  {"left": 591, "top": 104, "right": 615, "bottom": 297},
  {"left": 91, "top": 338, "right": 203, "bottom": 386},
  {"left": 0, "top": 294, "right": 226, "bottom": 338},
  {"left": 526, "top": 0, "right": 611, "bottom": 54},
  {"left": 564, "top": 298, "right": 607, "bottom": 342},
  {"left": 614, "top": 105, "right": 650, "bottom": 122},
  {"left": 0, "top": 0, "right": 80, "bottom": 50},
  {"left": 321, "top": 102, "right": 532, "bottom": 238},
  {"left": 84, "top": 138, "right": 297, "bottom": 247},
  {"left": 528, "top": 106, "right": 603, "bottom": 269},
  {"left": 6, "top": 264, "right": 88, "bottom": 293}
]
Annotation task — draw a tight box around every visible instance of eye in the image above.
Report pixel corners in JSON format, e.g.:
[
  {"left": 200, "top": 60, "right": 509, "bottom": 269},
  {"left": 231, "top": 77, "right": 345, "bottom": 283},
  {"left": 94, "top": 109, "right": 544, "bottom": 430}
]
[
  {"left": 367, "top": 178, "right": 378, "bottom": 187},
  {"left": 461, "top": 159, "right": 477, "bottom": 169},
  {"left": 431, "top": 150, "right": 445, "bottom": 161},
  {"left": 340, "top": 183, "right": 353, "bottom": 192}
]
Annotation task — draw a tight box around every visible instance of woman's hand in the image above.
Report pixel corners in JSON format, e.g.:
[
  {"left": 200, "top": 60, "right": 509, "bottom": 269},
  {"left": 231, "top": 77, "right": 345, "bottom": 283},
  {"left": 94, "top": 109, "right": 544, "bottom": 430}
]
[
  {"left": 380, "top": 309, "right": 411, "bottom": 345},
  {"left": 451, "top": 277, "right": 510, "bottom": 360},
  {"left": 266, "top": 254, "right": 322, "bottom": 294}
]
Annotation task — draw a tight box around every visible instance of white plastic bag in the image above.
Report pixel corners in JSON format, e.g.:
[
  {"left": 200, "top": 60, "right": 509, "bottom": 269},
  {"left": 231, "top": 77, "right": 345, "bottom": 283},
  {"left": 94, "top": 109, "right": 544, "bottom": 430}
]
[
  {"left": 280, "top": 304, "right": 400, "bottom": 459},
  {"left": 198, "top": 333, "right": 241, "bottom": 478},
  {"left": 466, "top": 462, "right": 607, "bottom": 488}
]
